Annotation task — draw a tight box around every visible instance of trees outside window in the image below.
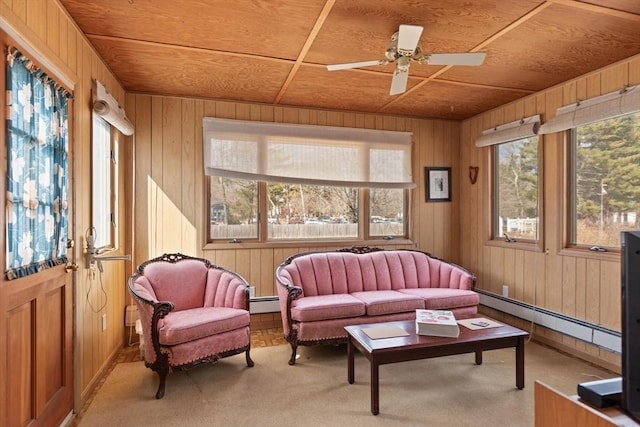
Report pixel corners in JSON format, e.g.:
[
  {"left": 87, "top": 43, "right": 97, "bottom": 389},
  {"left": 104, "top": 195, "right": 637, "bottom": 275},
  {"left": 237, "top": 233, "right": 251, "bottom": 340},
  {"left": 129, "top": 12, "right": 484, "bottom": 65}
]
[
  {"left": 571, "top": 113, "right": 640, "bottom": 248},
  {"left": 493, "top": 136, "right": 539, "bottom": 241},
  {"left": 210, "top": 178, "right": 258, "bottom": 240}
]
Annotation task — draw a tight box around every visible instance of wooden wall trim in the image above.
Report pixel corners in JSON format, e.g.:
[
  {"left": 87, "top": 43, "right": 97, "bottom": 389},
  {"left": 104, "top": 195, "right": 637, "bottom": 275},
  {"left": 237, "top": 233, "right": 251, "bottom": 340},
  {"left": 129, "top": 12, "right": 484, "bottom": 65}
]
[{"left": 1, "top": 3, "right": 77, "bottom": 88}]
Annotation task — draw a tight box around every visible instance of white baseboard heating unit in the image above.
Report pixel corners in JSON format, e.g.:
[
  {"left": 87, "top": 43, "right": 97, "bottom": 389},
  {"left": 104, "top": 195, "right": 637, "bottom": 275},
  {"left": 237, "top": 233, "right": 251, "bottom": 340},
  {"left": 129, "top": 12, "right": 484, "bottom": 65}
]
[{"left": 477, "top": 289, "right": 621, "bottom": 354}]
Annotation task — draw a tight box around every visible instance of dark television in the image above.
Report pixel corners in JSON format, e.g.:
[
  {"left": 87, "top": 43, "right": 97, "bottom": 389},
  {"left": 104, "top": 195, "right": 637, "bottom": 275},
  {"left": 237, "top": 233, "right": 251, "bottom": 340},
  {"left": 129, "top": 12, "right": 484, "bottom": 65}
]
[{"left": 621, "top": 230, "right": 640, "bottom": 422}]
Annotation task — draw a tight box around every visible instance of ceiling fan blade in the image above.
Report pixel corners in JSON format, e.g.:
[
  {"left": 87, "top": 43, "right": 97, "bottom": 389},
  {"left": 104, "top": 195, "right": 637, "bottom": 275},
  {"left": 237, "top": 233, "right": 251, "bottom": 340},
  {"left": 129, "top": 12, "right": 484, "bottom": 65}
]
[
  {"left": 426, "top": 52, "right": 486, "bottom": 66},
  {"left": 327, "top": 60, "right": 386, "bottom": 71},
  {"left": 390, "top": 70, "right": 409, "bottom": 95},
  {"left": 397, "top": 24, "right": 423, "bottom": 55}
]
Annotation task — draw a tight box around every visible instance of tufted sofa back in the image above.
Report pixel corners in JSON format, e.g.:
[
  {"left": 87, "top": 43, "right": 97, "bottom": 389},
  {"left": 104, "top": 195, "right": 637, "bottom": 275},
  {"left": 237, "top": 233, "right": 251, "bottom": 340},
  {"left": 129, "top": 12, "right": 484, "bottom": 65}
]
[{"left": 277, "top": 249, "right": 474, "bottom": 297}]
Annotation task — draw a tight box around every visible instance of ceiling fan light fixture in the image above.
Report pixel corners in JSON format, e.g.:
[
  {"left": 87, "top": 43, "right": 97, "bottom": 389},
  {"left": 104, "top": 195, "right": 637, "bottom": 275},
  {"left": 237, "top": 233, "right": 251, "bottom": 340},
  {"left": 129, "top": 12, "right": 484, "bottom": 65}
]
[
  {"left": 385, "top": 46, "right": 397, "bottom": 61},
  {"left": 396, "top": 56, "right": 410, "bottom": 72}
]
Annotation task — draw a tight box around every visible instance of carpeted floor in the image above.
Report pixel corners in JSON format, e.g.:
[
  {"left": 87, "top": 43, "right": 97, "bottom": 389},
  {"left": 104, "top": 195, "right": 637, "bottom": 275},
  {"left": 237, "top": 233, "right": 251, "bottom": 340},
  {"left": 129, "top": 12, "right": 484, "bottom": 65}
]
[
  {"left": 71, "top": 327, "right": 287, "bottom": 426},
  {"left": 75, "top": 337, "right": 616, "bottom": 427}
]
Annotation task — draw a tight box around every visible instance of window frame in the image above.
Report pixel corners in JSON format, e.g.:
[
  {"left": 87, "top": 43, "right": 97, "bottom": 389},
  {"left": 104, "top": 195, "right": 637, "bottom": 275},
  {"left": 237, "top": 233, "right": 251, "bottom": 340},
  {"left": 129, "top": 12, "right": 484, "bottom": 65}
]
[
  {"left": 91, "top": 113, "right": 118, "bottom": 251},
  {"left": 563, "top": 112, "right": 640, "bottom": 256},
  {"left": 206, "top": 178, "right": 412, "bottom": 247},
  {"left": 485, "top": 135, "right": 544, "bottom": 252}
]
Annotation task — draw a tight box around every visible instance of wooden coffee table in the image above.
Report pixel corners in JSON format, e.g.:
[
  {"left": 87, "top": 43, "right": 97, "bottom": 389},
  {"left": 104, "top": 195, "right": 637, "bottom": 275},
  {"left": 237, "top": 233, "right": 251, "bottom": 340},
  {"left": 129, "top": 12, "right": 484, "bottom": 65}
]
[{"left": 345, "top": 318, "right": 529, "bottom": 415}]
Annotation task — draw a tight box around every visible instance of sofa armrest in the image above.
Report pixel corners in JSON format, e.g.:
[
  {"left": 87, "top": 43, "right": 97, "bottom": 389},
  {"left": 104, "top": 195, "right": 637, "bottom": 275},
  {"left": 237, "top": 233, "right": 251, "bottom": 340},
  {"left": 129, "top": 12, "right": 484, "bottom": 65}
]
[
  {"left": 275, "top": 269, "right": 303, "bottom": 337},
  {"left": 426, "top": 256, "right": 476, "bottom": 290}
]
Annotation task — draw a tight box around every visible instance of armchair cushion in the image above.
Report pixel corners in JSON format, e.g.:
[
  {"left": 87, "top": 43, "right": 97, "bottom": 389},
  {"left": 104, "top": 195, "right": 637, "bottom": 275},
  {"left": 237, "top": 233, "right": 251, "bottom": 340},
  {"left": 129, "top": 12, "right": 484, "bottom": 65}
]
[{"left": 159, "top": 307, "right": 250, "bottom": 346}]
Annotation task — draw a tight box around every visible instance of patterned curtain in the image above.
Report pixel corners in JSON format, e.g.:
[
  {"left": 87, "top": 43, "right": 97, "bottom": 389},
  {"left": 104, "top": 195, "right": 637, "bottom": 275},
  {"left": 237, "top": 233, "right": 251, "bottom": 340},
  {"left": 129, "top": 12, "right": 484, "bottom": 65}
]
[{"left": 5, "top": 47, "right": 70, "bottom": 280}]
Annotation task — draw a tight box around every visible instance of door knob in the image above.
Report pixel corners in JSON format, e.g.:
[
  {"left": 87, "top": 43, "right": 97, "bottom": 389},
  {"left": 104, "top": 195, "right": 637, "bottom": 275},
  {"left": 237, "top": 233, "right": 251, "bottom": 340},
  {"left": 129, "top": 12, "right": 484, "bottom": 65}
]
[{"left": 65, "top": 262, "right": 79, "bottom": 272}]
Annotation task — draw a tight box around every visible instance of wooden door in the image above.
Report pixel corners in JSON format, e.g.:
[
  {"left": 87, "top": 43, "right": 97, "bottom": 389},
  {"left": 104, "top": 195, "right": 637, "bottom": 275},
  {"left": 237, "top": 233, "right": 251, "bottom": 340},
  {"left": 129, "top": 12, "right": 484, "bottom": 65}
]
[{"left": 0, "top": 35, "right": 75, "bottom": 427}]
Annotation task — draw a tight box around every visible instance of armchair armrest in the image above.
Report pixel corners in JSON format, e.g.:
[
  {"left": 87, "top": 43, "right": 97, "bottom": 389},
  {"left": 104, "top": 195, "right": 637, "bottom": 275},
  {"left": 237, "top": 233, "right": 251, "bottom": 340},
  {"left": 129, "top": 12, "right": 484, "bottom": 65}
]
[
  {"left": 128, "top": 277, "right": 175, "bottom": 364},
  {"left": 205, "top": 269, "right": 251, "bottom": 310}
]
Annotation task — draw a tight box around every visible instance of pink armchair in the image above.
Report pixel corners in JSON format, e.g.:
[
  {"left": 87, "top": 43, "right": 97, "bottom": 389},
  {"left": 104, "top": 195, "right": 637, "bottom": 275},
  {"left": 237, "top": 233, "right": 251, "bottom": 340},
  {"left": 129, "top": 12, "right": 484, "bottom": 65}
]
[{"left": 128, "top": 253, "right": 254, "bottom": 398}]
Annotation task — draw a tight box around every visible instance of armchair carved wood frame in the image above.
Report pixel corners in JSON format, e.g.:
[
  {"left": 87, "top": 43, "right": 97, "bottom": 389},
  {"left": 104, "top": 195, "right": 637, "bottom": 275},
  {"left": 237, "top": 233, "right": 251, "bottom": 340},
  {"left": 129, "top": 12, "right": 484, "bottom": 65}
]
[{"left": 128, "top": 253, "right": 254, "bottom": 398}]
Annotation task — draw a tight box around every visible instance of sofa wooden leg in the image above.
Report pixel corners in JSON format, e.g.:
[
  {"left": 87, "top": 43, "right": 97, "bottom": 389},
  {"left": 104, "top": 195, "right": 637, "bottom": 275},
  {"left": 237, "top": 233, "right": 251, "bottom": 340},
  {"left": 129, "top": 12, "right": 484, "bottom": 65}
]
[
  {"left": 288, "top": 343, "right": 298, "bottom": 365},
  {"left": 246, "top": 349, "right": 254, "bottom": 367},
  {"left": 155, "top": 367, "right": 169, "bottom": 399}
]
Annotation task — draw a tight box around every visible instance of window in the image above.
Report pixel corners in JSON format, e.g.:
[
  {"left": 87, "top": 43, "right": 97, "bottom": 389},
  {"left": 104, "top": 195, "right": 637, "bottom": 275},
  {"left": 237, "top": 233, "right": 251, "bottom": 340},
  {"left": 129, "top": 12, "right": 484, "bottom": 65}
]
[
  {"left": 5, "top": 47, "right": 70, "bottom": 278},
  {"left": 92, "top": 114, "right": 118, "bottom": 249},
  {"left": 204, "top": 118, "right": 412, "bottom": 243},
  {"left": 492, "top": 136, "right": 540, "bottom": 242},
  {"left": 209, "top": 180, "right": 407, "bottom": 242},
  {"left": 369, "top": 188, "right": 405, "bottom": 238},
  {"left": 570, "top": 112, "right": 640, "bottom": 248},
  {"left": 210, "top": 177, "right": 258, "bottom": 240},
  {"left": 267, "top": 183, "right": 359, "bottom": 240}
]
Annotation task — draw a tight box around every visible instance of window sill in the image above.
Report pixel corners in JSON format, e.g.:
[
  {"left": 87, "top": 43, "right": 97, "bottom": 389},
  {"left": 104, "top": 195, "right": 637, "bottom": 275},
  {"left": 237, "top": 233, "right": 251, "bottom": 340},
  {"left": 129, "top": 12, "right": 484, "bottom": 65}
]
[
  {"left": 559, "top": 247, "right": 620, "bottom": 261},
  {"left": 485, "top": 238, "right": 543, "bottom": 252}
]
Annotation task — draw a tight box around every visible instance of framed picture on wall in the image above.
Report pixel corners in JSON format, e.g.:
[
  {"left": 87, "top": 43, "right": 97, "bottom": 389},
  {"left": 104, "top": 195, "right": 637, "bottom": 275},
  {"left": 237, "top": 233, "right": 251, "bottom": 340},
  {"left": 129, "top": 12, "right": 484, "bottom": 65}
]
[{"left": 425, "top": 167, "right": 452, "bottom": 202}]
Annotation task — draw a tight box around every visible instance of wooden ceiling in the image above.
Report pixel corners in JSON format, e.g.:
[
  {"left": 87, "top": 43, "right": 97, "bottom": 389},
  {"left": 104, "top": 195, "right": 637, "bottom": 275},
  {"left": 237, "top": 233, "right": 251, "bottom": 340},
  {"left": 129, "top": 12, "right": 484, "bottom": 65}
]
[{"left": 59, "top": 0, "right": 640, "bottom": 120}]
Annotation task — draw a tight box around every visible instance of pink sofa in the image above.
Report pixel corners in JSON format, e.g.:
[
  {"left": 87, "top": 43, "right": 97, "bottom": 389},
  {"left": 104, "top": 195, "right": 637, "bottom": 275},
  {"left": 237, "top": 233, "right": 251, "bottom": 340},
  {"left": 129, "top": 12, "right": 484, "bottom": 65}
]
[
  {"left": 276, "top": 247, "right": 478, "bottom": 364},
  {"left": 128, "top": 253, "right": 254, "bottom": 398}
]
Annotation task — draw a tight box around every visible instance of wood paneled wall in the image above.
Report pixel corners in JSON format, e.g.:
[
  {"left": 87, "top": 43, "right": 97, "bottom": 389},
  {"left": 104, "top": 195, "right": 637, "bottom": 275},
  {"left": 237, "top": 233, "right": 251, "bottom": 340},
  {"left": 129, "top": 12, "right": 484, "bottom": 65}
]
[
  {"left": 460, "top": 53, "right": 640, "bottom": 370},
  {"left": 1, "top": 0, "right": 129, "bottom": 417},
  {"left": 126, "top": 94, "right": 463, "bottom": 322}
]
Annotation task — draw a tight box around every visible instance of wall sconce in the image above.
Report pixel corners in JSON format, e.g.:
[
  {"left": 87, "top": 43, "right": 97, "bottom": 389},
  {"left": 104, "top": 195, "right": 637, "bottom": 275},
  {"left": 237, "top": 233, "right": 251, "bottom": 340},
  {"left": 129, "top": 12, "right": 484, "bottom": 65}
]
[{"left": 469, "top": 166, "right": 479, "bottom": 184}]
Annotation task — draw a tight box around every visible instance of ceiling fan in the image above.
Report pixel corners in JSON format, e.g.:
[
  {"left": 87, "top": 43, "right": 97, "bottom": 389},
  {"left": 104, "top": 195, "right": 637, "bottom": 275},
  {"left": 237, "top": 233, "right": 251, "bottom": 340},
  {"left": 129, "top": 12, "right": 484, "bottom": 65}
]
[{"left": 326, "top": 24, "right": 486, "bottom": 95}]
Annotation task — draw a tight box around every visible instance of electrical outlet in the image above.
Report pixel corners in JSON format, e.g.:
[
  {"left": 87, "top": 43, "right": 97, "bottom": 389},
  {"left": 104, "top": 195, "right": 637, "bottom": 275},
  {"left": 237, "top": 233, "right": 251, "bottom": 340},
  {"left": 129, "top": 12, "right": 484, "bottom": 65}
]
[
  {"left": 249, "top": 286, "right": 256, "bottom": 299},
  {"left": 502, "top": 285, "right": 509, "bottom": 298},
  {"left": 102, "top": 314, "right": 107, "bottom": 331}
]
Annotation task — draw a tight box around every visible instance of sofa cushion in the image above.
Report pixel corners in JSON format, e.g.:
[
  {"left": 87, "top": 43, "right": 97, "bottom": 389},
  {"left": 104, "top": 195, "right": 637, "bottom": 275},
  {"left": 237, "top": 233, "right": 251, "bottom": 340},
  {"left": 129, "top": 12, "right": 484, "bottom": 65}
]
[
  {"left": 159, "top": 307, "right": 250, "bottom": 346},
  {"left": 397, "top": 288, "right": 479, "bottom": 309},
  {"left": 291, "top": 294, "right": 366, "bottom": 322},
  {"left": 351, "top": 290, "right": 425, "bottom": 316}
]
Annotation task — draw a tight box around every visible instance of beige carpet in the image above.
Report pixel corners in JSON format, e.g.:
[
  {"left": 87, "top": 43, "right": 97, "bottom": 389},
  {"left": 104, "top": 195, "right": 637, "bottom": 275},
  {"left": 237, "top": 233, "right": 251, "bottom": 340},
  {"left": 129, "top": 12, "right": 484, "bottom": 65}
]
[{"left": 77, "top": 341, "right": 615, "bottom": 427}]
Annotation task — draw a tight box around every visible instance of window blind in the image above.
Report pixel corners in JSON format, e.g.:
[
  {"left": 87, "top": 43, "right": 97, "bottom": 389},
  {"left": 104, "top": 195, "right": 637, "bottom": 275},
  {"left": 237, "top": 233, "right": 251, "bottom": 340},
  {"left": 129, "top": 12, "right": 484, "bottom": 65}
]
[
  {"left": 203, "top": 118, "right": 415, "bottom": 189},
  {"left": 539, "top": 86, "right": 640, "bottom": 134},
  {"left": 93, "top": 80, "right": 134, "bottom": 136},
  {"left": 475, "top": 115, "right": 541, "bottom": 147}
]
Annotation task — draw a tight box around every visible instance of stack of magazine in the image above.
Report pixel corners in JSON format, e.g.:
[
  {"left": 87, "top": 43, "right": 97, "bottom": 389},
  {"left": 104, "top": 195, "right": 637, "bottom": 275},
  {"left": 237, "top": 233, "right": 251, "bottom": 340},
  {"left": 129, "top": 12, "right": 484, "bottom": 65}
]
[{"left": 415, "top": 309, "right": 460, "bottom": 337}]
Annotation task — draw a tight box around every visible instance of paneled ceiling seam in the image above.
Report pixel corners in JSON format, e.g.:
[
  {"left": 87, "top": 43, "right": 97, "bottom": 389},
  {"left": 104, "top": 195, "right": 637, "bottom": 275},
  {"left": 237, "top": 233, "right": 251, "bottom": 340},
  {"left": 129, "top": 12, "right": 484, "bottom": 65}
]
[
  {"left": 274, "top": 0, "right": 336, "bottom": 104},
  {"left": 549, "top": 0, "right": 640, "bottom": 21},
  {"left": 86, "top": 34, "right": 295, "bottom": 65}
]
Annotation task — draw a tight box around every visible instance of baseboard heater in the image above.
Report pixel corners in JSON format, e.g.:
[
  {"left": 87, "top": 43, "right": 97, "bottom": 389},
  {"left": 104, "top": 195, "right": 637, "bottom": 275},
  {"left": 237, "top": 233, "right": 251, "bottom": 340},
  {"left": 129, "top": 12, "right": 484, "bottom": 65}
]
[
  {"left": 477, "top": 289, "right": 621, "bottom": 354},
  {"left": 249, "top": 296, "right": 280, "bottom": 314}
]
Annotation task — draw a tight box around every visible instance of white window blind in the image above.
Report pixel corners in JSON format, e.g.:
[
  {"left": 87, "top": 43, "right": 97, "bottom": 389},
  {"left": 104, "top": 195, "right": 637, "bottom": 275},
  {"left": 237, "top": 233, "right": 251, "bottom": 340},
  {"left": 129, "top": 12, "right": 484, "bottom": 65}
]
[
  {"left": 539, "top": 86, "right": 640, "bottom": 134},
  {"left": 92, "top": 80, "right": 134, "bottom": 136},
  {"left": 475, "top": 115, "right": 541, "bottom": 147},
  {"left": 203, "top": 118, "right": 415, "bottom": 189}
]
